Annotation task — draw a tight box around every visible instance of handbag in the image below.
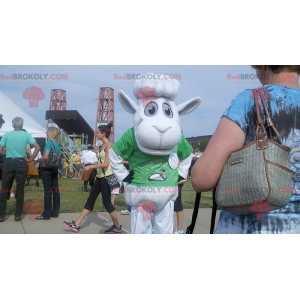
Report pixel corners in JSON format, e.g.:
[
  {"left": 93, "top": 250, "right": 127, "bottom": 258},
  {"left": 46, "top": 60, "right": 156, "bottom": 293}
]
[
  {"left": 40, "top": 140, "right": 62, "bottom": 170},
  {"left": 215, "top": 88, "right": 293, "bottom": 215}
]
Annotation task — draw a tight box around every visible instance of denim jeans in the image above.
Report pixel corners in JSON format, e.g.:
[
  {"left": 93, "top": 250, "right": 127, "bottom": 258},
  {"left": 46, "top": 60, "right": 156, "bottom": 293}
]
[
  {"left": 0, "top": 158, "right": 27, "bottom": 217},
  {"left": 41, "top": 168, "right": 60, "bottom": 218}
]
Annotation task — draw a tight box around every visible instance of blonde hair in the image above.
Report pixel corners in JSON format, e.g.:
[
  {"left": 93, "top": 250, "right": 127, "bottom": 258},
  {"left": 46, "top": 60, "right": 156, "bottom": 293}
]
[{"left": 48, "top": 127, "right": 62, "bottom": 146}]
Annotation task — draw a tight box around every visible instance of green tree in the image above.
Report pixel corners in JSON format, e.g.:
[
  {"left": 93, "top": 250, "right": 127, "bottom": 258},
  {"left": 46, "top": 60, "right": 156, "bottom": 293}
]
[{"left": 198, "top": 138, "right": 210, "bottom": 152}]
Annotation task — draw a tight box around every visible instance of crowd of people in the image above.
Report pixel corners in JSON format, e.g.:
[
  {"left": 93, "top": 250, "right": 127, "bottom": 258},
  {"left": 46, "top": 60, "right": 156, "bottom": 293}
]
[
  {"left": 0, "top": 66, "right": 300, "bottom": 234},
  {"left": 0, "top": 117, "right": 192, "bottom": 234}
]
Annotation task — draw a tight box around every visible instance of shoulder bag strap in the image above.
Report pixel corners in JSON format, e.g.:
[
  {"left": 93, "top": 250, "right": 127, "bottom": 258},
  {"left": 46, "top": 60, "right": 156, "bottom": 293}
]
[
  {"left": 49, "top": 140, "right": 57, "bottom": 156},
  {"left": 99, "top": 153, "right": 106, "bottom": 177},
  {"left": 99, "top": 142, "right": 113, "bottom": 176},
  {"left": 252, "top": 89, "right": 268, "bottom": 150},
  {"left": 256, "top": 89, "right": 282, "bottom": 143},
  {"left": 103, "top": 142, "right": 113, "bottom": 152}
]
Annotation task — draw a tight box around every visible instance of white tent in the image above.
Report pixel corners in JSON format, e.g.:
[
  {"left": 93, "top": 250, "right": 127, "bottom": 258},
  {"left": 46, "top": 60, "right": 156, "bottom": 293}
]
[{"left": 0, "top": 90, "right": 46, "bottom": 139}]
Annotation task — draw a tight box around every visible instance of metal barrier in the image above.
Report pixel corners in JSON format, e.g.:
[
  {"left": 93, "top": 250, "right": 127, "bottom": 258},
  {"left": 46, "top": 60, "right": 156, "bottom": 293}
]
[{"left": 61, "top": 145, "right": 81, "bottom": 178}]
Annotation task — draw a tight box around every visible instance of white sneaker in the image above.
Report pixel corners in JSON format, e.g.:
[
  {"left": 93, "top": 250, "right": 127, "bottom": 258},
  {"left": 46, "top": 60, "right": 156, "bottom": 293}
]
[
  {"left": 121, "top": 209, "right": 131, "bottom": 215},
  {"left": 174, "top": 228, "right": 185, "bottom": 234}
]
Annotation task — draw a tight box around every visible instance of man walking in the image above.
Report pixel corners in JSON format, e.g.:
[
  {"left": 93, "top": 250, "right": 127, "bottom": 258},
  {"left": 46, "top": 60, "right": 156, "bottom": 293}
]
[{"left": 0, "top": 117, "right": 40, "bottom": 222}]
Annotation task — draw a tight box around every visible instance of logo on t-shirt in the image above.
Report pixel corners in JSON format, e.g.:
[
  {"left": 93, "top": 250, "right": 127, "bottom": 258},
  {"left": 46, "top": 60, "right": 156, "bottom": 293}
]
[{"left": 148, "top": 168, "right": 168, "bottom": 182}]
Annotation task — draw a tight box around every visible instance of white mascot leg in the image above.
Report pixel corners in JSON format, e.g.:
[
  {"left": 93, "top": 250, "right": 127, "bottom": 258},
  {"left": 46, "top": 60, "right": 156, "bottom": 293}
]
[
  {"left": 153, "top": 200, "right": 174, "bottom": 234},
  {"left": 131, "top": 205, "right": 153, "bottom": 234}
]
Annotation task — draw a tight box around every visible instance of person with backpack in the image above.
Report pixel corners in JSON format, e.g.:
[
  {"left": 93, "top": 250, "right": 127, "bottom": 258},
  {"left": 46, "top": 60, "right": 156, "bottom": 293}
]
[{"left": 35, "top": 127, "right": 62, "bottom": 220}]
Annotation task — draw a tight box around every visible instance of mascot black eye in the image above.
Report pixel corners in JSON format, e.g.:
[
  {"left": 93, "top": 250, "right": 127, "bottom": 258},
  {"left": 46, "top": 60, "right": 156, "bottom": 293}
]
[
  {"left": 144, "top": 102, "right": 158, "bottom": 117},
  {"left": 163, "top": 103, "right": 173, "bottom": 118}
]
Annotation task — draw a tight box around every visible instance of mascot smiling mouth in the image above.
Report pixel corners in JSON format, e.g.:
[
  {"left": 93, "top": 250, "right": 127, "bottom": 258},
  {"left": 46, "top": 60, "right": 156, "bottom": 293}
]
[{"left": 148, "top": 169, "right": 168, "bottom": 181}]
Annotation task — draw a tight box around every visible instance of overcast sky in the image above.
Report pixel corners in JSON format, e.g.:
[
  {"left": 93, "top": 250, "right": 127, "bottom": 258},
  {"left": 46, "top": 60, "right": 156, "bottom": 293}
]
[{"left": 0, "top": 65, "right": 259, "bottom": 139}]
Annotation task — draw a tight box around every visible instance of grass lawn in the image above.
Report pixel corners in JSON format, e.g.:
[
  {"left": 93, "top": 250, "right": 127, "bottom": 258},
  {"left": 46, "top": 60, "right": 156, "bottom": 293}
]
[{"left": 4, "top": 177, "right": 213, "bottom": 215}]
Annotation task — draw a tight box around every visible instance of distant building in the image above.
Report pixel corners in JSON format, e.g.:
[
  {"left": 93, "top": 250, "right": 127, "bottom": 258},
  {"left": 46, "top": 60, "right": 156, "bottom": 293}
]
[{"left": 186, "top": 135, "right": 212, "bottom": 152}]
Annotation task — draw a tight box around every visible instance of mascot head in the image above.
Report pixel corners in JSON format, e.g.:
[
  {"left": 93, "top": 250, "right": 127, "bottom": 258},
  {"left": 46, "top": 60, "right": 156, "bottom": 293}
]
[{"left": 118, "top": 73, "right": 201, "bottom": 156}]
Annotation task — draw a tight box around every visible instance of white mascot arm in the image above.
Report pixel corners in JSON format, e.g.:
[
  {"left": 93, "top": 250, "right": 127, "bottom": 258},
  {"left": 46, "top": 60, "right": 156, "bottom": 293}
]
[
  {"left": 178, "top": 153, "right": 193, "bottom": 179},
  {"left": 109, "top": 148, "right": 129, "bottom": 182}
]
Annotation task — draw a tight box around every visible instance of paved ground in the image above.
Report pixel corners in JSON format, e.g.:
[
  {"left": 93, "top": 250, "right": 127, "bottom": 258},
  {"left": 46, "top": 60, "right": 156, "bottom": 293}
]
[{"left": 0, "top": 209, "right": 220, "bottom": 234}]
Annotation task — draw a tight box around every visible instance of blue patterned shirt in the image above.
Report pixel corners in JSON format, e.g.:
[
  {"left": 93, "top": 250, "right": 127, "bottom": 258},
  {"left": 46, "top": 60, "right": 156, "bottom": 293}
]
[{"left": 216, "top": 84, "right": 300, "bottom": 234}]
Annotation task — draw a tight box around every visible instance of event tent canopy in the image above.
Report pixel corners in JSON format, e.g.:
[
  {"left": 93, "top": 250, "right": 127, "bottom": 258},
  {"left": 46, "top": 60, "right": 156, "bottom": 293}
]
[
  {"left": 46, "top": 110, "right": 94, "bottom": 144},
  {"left": 0, "top": 90, "right": 47, "bottom": 139}
]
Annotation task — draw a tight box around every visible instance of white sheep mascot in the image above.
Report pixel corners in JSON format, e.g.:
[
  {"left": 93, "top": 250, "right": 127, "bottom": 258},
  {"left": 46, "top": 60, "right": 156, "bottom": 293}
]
[{"left": 110, "top": 73, "right": 201, "bottom": 234}]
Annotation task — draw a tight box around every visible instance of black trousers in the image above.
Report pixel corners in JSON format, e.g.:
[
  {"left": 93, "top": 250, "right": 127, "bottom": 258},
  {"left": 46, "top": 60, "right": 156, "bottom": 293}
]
[
  {"left": 174, "top": 183, "right": 184, "bottom": 212},
  {"left": 0, "top": 158, "right": 27, "bottom": 217},
  {"left": 41, "top": 168, "right": 60, "bottom": 218},
  {"left": 84, "top": 177, "right": 115, "bottom": 213}
]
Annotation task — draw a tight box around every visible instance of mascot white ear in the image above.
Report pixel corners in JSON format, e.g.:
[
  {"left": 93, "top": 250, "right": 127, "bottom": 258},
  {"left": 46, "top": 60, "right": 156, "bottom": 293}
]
[
  {"left": 177, "top": 97, "right": 201, "bottom": 115},
  {"left": 118, "top": 90, "right": 138, "bottom": 115}
]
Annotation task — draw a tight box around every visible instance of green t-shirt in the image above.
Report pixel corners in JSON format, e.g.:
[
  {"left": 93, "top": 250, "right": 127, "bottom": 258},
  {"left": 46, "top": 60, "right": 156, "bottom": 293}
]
[
  {"left": 0, "top": 130, "right": 36, "bottom": 158},
  {"left": 112, "top": 128, "right": 192, "bottom": 187},
  {"left": 44, "top": 140, "right": 61, "bottom": 156}
]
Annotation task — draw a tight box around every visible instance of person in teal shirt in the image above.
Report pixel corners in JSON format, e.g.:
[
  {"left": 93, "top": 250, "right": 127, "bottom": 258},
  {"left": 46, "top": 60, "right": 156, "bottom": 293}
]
[
  {"left": 35, "top": 127, "right": 62, "bottom": 220},
  {"left": 0, "top": 117, "right": 40, "bottom": 222}
]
